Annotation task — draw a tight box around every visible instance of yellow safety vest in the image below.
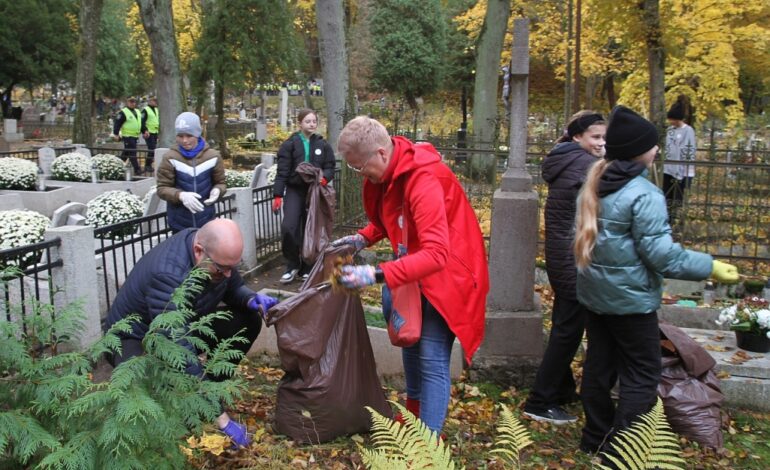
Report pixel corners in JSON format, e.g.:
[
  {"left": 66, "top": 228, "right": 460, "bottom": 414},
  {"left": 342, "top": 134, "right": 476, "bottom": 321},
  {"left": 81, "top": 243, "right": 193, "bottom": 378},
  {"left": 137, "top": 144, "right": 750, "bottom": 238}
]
[
  {"left": 120, "top": 108, "right": 141, "bottom": 137},
  {"left": 144, "top": 106, "right": 159, "bottom": 134}
]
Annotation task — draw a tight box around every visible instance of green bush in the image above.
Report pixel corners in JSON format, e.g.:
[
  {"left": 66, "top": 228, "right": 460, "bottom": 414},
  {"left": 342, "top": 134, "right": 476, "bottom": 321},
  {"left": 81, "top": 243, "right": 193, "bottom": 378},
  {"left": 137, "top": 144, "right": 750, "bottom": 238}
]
[{"left": 0, "top": 267, "right": 247, "bottom": 469}]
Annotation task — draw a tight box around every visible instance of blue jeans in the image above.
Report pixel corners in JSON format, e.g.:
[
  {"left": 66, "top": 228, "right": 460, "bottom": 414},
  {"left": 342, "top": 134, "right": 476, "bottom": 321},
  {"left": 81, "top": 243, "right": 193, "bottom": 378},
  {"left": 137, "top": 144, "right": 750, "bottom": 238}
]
[{"left": 401, "top": 296, "right": 455, "bottom": 433}]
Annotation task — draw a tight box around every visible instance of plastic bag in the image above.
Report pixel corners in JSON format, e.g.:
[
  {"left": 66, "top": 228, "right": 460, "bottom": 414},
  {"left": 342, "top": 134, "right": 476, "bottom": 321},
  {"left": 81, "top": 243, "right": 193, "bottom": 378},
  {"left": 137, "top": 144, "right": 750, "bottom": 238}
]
[
  {"left": 658, "top": 323, "right": 724, "bottom": 448},
  {"left": 295, "top": 162, "right": 335, "bottom": 266},
  {"left": 267, "top": 244, "right": 391, "bottom": 443},
  {"left": 382, "top": 282, "right": 422, "bottom": 347}
]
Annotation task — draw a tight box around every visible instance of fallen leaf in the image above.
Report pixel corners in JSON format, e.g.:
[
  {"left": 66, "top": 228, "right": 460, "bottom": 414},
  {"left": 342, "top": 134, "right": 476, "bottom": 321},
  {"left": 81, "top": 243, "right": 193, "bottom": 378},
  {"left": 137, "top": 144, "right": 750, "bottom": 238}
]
[
  {"left": 705, "top": 344, "right": 732, "bottom": 352},
  {"left": 199, "top": 432, "right": 228, "bottom": 455}
]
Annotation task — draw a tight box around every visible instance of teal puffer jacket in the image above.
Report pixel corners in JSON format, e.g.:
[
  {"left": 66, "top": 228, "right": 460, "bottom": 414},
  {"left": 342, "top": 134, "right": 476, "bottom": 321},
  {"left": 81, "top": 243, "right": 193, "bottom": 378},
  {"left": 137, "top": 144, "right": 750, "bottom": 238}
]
[{"left": 577, "top": 173, "right": 712, "bottom": 315}]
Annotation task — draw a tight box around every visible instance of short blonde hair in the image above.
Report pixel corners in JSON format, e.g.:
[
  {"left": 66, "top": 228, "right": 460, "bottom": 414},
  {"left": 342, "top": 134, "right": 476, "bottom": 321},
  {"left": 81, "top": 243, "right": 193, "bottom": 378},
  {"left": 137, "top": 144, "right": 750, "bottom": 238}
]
[{"left": 338, "top": 116, "right": 392, "bottom": 156}]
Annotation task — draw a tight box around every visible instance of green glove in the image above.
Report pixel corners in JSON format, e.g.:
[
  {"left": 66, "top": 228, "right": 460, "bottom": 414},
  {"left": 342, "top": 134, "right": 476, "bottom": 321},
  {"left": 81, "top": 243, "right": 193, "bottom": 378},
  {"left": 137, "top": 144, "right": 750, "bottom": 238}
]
[{"left": 711, "top": 260, "right": 739, "bottom": 284}]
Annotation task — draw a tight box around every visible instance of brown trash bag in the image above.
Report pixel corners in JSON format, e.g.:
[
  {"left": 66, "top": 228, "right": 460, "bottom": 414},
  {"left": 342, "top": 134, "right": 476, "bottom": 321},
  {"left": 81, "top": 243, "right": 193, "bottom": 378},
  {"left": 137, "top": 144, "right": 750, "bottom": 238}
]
[
  {"left": 658, "top": 323, "right": 725, "bottom": 449},
  {"left": 295, "top": 162, "right": 335, "bottom": 267},
  {"left": 266, "top": 244, "right": 391, "bottom": 444}
]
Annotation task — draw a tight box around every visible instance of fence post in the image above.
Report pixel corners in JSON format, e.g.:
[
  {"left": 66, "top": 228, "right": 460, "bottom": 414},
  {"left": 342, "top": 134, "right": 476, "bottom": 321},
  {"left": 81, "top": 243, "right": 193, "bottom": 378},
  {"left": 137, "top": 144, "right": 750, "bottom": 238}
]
[
  {"left": 45, "top": 225, "right": 101, "bottom": 349},
  {"left": 228, "top": 188, "right": 258, "bottom": 271}
]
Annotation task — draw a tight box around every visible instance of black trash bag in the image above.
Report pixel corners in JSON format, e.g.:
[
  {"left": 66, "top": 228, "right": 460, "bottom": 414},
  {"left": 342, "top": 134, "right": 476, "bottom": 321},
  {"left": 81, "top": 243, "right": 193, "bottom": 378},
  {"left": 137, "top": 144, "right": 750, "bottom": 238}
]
[
  {"left": 295, "top": 162, "right": 335, "bottom": 267},
  {"left": 658, "top": 323, "right": 725, "bottom": 449},
  {"left": 266, "top": 244, "right": 391, "bottom": 444}
]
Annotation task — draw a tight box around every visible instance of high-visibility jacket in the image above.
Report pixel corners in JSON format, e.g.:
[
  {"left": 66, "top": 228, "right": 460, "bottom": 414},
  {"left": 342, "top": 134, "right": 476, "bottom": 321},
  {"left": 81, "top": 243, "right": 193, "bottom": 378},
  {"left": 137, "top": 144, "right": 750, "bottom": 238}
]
[
  {"left": 120, "top": 108, "right": 141, "bottom": 137},
  {"left": 144, "top": 106, "right": 159, "bottom": 134}
]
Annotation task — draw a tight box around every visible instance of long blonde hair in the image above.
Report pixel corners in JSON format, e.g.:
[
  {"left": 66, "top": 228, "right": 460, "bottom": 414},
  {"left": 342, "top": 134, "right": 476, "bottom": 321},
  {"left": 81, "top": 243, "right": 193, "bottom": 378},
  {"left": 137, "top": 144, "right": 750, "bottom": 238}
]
[{"left": 574, "top": 158, "right": 612, "bottom": 269}]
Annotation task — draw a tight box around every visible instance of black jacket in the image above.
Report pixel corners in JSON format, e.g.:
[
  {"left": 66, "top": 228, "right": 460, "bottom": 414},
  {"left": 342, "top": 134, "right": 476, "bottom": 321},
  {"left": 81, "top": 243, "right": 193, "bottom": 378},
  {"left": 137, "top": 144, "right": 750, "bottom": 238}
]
[
  {"left": 105, "top": 229, "right": 254, "bottom": 373},
  {"left": 541, "top": 142, "right": 598, "bottom": 300},
  {"left": 273, "top": 132, "right": 335, "bottom": 197}
]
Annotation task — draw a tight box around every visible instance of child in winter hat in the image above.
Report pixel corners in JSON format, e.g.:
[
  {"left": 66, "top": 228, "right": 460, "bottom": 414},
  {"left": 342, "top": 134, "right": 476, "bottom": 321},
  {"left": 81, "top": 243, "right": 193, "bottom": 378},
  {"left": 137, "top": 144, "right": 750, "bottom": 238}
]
[{"left": 175, "top": 112, "right": 202, "bottom": 138}]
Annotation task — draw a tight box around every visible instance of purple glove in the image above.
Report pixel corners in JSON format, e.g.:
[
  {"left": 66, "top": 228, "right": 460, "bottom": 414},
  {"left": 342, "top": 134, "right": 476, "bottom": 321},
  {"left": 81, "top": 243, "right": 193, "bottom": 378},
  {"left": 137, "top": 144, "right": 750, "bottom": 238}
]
[
  {"left": 337, "top": 264, "right": 377, "bottom": 289},
  {"left": 221, "top": 420, "right": 251, "bottom": 448},
  {"left": 248, "top": 293, "right": 279, "bottom": 318},
  {"left": 330, "top": 234, "right": 367, "bottom": 252}
]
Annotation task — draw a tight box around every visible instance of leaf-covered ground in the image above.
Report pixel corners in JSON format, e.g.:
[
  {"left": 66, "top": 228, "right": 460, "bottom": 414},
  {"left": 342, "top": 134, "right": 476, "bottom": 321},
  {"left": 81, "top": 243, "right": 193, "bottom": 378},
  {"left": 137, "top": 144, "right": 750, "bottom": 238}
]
[{"left": 187, "top": 356, "right": 770, "bottom": 469}]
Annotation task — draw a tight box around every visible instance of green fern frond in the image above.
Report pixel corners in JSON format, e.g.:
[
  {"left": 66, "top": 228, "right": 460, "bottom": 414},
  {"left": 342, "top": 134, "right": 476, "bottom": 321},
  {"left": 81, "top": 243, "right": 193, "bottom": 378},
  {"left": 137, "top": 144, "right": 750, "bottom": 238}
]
[
  {"left": 142, "top": 334, "right": 197, "bottom": 370},
  {"left": 0, "top": 411, "right": 61, "bottom": 464},
  {"left": 38, "top": 429, "right": 98, "bottom": 470},
  {"left": 598, "top": 398, "right": 685, "bottom": 470},
  {"left": 490, "top": 403, "right": 533, "bottom": 468},
  {"left": 114, "top": 388, "right": 164, "bottom": 426},
  {"left": 363, "top": 402, "right": 462, "bottom": 470}
]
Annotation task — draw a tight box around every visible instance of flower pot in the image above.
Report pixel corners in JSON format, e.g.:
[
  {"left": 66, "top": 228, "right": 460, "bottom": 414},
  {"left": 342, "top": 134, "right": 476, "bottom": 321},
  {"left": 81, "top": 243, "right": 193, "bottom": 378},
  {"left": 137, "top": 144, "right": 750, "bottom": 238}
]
[{"left": 735, "top": 331, "right": 770, "bottom": 353}]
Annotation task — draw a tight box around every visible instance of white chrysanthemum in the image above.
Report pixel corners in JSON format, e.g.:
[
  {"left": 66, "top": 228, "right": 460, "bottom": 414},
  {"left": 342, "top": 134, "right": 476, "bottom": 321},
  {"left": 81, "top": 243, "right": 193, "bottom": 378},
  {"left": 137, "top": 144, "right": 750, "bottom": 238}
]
[
  {"left": 0, "top": 210, "right": 51, "bottom": 268},
  {"left": 92, "top": 153, "right": 126, "bottom": 180},
  {"left": 225, "top": 169, "right": 252, "bottom": 188},
  {"left": 265, "top": 164, "right": 277, "bottom": 184},
  {"left": 86, "top": 190, "right": 143, "bottom": 229},
  {"left": 51, "top": 152, "right": 92, "bottom": 182},
  {"left": 756, "top": 309, "right": 770, "bottom": 329},
  {"left": 0, "top": 157, "right": 39, "bottom": 190}
]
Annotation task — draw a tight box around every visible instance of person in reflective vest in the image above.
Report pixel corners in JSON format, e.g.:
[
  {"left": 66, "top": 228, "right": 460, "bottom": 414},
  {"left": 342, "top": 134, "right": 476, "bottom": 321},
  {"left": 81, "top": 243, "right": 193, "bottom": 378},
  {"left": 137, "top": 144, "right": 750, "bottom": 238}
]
[
  {"left": 142, "top": 96, "right": 160, "bottom": 175},
  {"left": 112, "top": 96, "right": 142, "bottom": 174}
]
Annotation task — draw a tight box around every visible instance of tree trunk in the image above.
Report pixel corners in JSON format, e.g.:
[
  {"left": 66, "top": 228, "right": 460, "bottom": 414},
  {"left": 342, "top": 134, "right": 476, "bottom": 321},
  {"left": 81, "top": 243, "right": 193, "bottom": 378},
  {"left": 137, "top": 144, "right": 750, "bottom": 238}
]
[
  {"left": 471, "top": 0, "right": 510, "bottom": 182},
  {"left": 563, "top": 0, "right": 573, "bottom": 124},
  {"left": 572, "top": 0, "right": 582, "bottom": 113},
  {"left": 215, "top": 81, "right": 227, "bottom": 158},
  {"left": 603, "top": 73, "right": 616, "bottom": 108},
  {"left": 315, "top": 0, "right": 350, "bottom": 151},
  {"left": 136, "top": 0, "right": 184, "bottom": 148},
  {"left": 73, "top": 0, "right": 104, "bottom": 146},
  {"left": 642, "top": 0, "right": 666, "bottom": 137}
]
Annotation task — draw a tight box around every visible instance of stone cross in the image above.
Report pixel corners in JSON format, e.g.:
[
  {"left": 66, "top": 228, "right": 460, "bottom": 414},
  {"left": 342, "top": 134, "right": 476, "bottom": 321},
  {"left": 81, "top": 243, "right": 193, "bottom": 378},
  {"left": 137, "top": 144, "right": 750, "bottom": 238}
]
[{"left": 471, "top": 18, "right": 543, "bottom": 386}]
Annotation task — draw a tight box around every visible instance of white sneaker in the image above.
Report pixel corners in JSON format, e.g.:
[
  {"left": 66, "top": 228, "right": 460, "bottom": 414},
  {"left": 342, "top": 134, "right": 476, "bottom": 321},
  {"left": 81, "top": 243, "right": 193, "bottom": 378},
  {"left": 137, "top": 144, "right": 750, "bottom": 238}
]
[
  {"left": 301, "top": 273, "right": 310, "bottom": 281},
  {"left": 280, "top": 269, "right": 299, "bottom": 284}
]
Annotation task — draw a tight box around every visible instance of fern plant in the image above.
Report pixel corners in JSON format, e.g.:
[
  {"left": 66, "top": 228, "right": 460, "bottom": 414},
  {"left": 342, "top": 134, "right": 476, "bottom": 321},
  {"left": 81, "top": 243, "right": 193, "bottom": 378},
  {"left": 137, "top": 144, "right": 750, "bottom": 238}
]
[
  {"left": 490, "top": 404, "right": 533, "bottom": 469},
  {"left": 0, "top": 267, "right": 248, "bottom": 469},
  {"left": 360, "top": 402, "right": 459, "bottom": 470},
  {"left": 598, "top": 398, "right": 685, "bottom": 470}
]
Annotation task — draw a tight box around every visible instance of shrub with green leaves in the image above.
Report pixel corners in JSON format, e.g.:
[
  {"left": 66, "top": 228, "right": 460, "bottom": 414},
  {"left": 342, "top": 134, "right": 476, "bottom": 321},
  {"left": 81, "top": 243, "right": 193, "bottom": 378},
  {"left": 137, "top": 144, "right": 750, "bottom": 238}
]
[
  {"left": 91, "top": 153, "right": 125, "bottom": 180},
  {"left": 0, "top": 267, "right": 247, "bottom": 469},
  {"left": 225, "top": 169, "right": 252, "bottom": 188},
  {"left": 51, "top": 152, "right": 92, "bottom": 182},
  {"left": 0, "top": 157, "right": 39, "bottom": 190}
]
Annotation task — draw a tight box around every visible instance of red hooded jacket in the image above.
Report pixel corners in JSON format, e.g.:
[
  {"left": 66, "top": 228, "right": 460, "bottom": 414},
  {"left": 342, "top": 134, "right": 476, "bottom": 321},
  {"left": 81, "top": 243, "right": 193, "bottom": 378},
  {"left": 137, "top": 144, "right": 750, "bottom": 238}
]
[{"left": 358, "top": 137, "right": 489, "bottom": 364}]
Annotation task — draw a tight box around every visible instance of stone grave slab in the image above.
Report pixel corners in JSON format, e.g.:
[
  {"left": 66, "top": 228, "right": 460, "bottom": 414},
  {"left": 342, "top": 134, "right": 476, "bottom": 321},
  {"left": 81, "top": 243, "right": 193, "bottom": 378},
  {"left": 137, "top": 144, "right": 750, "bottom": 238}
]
[{"left": 51, "top": 202, "right": 87, "bottom": 227}]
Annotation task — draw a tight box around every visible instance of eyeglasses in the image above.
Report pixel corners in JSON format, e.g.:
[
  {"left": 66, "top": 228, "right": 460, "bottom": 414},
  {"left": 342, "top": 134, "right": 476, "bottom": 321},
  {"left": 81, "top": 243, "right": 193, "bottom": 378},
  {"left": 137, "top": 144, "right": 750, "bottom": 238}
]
[
  {"left": 346, "top": 152, "right": 377, "bottom": 174},
  {"left": 203, "top": 248, "right": 242, "bottom": 275}
]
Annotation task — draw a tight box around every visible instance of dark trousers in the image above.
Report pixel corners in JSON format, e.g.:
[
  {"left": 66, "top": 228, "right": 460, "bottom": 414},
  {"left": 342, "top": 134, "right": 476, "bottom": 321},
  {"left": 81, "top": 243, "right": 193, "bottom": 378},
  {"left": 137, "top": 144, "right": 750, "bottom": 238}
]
[
  {"left": 280, "top": 186, "right": 308, "bottom": 272},
  {"left": 662, "top": 174, "right": 692, "bottom": 224},
  {"left": 108, "top": 305, "right": 261, "bottom": 382},
  {"left": 145, "top": 133, "right": 158, "bottom": 171},
  {"left": 525, "top": 295, "right": 587, "bottom": 412},
  {"left": 580, "top": 310, "right": 660, "bottom": 452},
  {"left": 121, "top": 136, "right": 140, "bottom": 173}
]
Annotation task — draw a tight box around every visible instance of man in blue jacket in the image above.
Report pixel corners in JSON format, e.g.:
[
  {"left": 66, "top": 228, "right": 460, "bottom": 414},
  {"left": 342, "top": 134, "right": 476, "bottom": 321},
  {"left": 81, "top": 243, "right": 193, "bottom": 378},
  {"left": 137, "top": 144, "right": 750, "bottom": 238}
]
[{"left": 106, "top": 219, "right": 278, "bottom": 447}]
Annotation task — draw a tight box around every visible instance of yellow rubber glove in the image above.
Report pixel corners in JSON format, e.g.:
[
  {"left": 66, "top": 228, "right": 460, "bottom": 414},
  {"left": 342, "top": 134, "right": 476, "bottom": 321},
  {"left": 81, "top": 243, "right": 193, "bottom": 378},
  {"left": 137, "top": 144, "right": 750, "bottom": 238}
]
[{"left": 711, "top": 260, "right": 739, "bottom": 284}]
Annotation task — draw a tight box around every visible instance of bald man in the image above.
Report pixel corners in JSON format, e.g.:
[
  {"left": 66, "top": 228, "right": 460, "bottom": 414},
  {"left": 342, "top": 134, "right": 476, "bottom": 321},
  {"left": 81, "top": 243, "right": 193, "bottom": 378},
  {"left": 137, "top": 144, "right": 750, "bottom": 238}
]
[{"left": 105, "top": 219, "right": 277, "bottom": 447}]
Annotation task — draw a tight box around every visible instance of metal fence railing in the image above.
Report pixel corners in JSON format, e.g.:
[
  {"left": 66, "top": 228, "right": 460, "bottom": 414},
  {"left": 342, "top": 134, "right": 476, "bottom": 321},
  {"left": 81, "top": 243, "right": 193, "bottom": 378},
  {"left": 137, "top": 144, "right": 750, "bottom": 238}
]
[
  {"left": 0, "top": 147, "right": 76, "bottom": 164},
  {"left": 252, "top": 185, "right": 283, "bottom": 261},
  {"left": 18, "top": 121, "right": 77, "bottom": 140},
  {"left": 0, "top": 238, "right": 63, "bottom": 329}
]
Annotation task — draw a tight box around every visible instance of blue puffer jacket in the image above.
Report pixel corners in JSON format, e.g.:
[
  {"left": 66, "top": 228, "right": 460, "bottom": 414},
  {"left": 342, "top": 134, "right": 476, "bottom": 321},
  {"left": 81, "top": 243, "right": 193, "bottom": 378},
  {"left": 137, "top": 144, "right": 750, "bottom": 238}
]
[
  {"left": 156, "top": 143, "right": 226, "bottom": 232},
  {"left": 577, "top": 170, "right": 712, "bottom": 315},
  {"left": 106, "top": 229, "right": 254, "bottom": 370}
]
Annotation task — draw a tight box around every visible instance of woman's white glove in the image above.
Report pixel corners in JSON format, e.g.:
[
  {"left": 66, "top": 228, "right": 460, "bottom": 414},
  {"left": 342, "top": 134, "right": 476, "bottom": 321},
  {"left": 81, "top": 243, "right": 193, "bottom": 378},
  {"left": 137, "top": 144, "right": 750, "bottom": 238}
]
[
  {"left": 203, "top": 188, "right": 221, "bottom": 205},
  {"left": 179, "top": 192, "right": 204, "bottom": 213}
]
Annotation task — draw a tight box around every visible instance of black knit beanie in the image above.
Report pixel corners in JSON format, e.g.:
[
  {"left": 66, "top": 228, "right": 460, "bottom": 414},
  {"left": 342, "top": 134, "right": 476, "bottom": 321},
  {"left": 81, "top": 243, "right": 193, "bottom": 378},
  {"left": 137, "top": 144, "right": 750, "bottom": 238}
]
[
  {"left": 667, "top": 100, "right": 685, "bottom": 120},
  {"left": 604, "top": 105, "right": 658, "bottom": 161}
]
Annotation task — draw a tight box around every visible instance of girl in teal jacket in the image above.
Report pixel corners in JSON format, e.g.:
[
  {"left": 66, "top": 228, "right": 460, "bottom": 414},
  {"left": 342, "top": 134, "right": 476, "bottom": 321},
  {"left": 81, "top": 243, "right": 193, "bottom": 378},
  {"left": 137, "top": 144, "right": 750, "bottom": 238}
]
[{"left": 572, "top": 106, "right": 739, "bottom": 456}]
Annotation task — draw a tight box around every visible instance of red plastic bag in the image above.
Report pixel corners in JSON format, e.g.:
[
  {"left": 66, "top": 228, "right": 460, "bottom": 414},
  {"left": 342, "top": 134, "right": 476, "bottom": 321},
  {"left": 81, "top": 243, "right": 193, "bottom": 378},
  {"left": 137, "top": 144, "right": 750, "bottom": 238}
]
[{"left": 382, "top": 282, "right": 422, "bottom": 347}]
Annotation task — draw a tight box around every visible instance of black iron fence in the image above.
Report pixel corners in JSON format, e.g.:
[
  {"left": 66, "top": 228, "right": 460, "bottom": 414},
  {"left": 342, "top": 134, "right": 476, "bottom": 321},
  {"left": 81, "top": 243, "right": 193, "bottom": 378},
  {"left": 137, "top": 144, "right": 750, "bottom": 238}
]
[
  {"left": 252, "top": 185, "right": 283, "bottom": 261},
  {"left": 0, "top": 238, "right": 62, "bottom": 329},
  {"left": 0, "top": 147, "right": 76, "bottom": 163}
]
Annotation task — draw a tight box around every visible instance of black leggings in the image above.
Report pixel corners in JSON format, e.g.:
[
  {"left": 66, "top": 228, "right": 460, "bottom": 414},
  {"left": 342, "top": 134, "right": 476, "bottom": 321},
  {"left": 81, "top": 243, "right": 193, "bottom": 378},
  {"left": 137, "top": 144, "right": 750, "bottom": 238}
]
[{"left": 109, "top": 305, "right": 262, "bottom": 382}]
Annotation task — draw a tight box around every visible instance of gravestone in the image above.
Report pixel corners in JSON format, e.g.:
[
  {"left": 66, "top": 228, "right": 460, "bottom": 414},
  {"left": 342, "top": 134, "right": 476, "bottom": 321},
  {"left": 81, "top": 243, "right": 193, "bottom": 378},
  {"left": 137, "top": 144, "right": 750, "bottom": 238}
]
[
  {"left": 3, "top": 119, "right": 24, "bottom": 142},
  {"left": 0, "top": 136, "right": 9, "bottom": 152},
  {"left": 250, "top": 164, "right": 264, "bottom": 188},
  {"left": 51, "top": 202, "right": 87, "bottom": 227},
  {"left": 38, "top": 147, "right": 56, "bottom": 175},
  {"left": 470, "top": 19, "right": 543, "bottom": 386},
  {"left": 73, "top": 146, "right": 92, "bottom": 158},
  {"left": 142, "top": 187, "right": 166, "bottom": 216},
  {"left": 256, "top": 120, "right": 267, "bottom": 141},
  {"left": 153, "top": 147, "right": 170, "bottom": 175},
  {"left": 239, "top": 108, "right": 247, "bottom": 120},
  {"left": 21, "top": 106, "right": 40, "bottom": 122}
]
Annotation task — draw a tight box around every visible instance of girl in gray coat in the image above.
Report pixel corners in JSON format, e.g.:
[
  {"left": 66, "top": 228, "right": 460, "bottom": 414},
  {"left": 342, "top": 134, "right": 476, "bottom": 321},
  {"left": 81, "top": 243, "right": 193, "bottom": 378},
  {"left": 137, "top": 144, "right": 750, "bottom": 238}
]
[{"left": 573, "top": 106, "right": 739, "bottom": 456}]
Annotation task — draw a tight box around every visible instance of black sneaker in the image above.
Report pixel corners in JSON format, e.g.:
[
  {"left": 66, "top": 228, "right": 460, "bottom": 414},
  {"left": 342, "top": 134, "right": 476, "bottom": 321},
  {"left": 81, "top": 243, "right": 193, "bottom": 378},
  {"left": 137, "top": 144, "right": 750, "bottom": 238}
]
[{"left": 523, "top": 406, "right": 578, "bottom": 425}]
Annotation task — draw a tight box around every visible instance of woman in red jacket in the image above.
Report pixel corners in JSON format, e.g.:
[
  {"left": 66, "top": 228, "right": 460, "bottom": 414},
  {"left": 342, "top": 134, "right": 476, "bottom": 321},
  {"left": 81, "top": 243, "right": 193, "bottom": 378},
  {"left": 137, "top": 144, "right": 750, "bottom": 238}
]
[{"left": 332, "top": 116, "right": 489, "bottom": 434}]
